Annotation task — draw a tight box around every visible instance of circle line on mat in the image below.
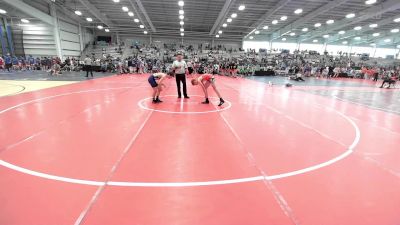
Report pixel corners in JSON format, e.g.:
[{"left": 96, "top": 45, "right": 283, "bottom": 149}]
[
  {"left": 0, "top": 89, "right": 360, "bottom": 187},
  {"left": 138, "top": 95, "right": 232, "bottom": 114}
]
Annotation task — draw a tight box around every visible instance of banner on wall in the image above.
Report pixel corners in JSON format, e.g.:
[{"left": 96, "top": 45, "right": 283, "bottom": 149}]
[
  {"left": 6, "top": 25, "right": 14, "bottom": 56},
  {"left": 0, "top": 26, "right": 7, "bottom": 54}
]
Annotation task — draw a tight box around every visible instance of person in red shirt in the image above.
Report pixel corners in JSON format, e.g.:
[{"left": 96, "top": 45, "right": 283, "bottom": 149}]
[
  {"left": 0, "top": 57, "right": 4, "bottom": 71},
  {"left": 191, "top": 74, "right": 225, "bottom": 106}
]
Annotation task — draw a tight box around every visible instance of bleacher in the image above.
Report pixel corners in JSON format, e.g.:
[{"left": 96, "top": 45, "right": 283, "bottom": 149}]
[{"left": 82, "top": 41, "right": 123, "bottom": 59}]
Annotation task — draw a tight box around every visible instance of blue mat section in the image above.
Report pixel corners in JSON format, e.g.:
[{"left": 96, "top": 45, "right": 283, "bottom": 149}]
[
  {"left": 302, "top": 89, "right": 400, "bottom": 115},
  {"left": 250, "top": 76, "right": 399, "bottom": 115},
  {"left": 247, "top": 76, "right": 372, "bottom": 87}
]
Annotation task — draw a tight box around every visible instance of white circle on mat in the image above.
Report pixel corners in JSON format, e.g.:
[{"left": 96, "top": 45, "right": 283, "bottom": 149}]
[
  {"left": 0, "top": 89, "right": 360, "bottom": 187},
  {"left": 138, "top": 95, "right": 232, "bottom": 114}
]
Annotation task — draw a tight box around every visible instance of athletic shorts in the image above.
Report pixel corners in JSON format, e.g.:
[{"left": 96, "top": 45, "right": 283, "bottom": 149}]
[
  {"left": 204, "top": 75, "right": 216, "bottom": 84},
  {"left": 148, "top": 75, "right": 158, "bottom": 88},
  {"left": 210, "top": 77, "right": 216, "bottom": 83}
]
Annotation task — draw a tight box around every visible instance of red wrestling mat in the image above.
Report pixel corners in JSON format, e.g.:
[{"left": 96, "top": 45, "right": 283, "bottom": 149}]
[{"left": 0, "top": 74, "right": 399, "bottom": 225}]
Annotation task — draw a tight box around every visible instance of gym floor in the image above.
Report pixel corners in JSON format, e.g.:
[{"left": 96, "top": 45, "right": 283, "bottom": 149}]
[{"left": 0, "top": 72, "right": 399, "bottom": 225}]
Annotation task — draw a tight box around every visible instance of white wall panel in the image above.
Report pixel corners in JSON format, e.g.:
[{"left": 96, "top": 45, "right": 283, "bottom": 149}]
[
  {"left": 18, "top": 23, "right": 57, "bottom": 57},
  {"left": 60, "top": 31, "right": 80, "bottom": 43},
  {"left": 24, "top": 49, "right": 57, "bottom": 56},
  {"left": 61, "top": 41, "right": 80, "bottom": 51},
  {"left": 23, "top": 30, "right": 54, "bottom": 36},
  {"left": 23, "top": 44, "right": 56, "bottom": 49},
  {"left": 23, "top": 35, "right": 55, "bottom": 41},
  {"left": 63, "top": 50, "right": 81, "bottom": 57},
  {"left": 83, "top": 28, "right": 94, "bottom": 46},
  {"left": 59, "top": 20, "right": 79, "bottom": 34},
  {"left": 23, "top": 40, "right": 56, "bottom": 45}
]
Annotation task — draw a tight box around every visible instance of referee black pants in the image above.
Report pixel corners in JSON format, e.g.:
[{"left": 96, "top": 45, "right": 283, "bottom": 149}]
[
  {"left": 175, "top": 73, "right": 188, "bottom": 97},
  {"left": 85, "top": 65, "right": 93, "bottom": 77}
]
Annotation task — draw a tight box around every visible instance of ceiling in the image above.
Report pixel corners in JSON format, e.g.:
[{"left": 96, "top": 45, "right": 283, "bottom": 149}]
[{"left": 1, "top": 0, "right": 400, "bottom": 47}]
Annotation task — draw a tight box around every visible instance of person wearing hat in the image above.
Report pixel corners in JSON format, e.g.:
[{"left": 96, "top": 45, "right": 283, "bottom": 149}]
[{"left": 172, "top": 52, "right": 189, "bottom": 98}]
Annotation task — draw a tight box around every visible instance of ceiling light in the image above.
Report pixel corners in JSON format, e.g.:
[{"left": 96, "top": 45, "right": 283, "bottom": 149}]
[
  {"left": 365, "top": 0, "right": 376, "bottom": 5},
  {"left": 180, "top": 28, "right": 184, "bottom": 32},
  {"left": 134, "top": 19, "right": 139, "bottom": 23},
  {"left": 74, "top": 10, "right": 82, "bottom": 16},
  {"left": 21, "top": 19, "right": 30, "bottom": 23},
  {"left": 218, "top": 30, "right": 223, "bottom": 34},
  {"left": 97, "top": 25, "right": 103, "bottom": 30},
  {"left": 394, "top": 18, "right": 400, "bottom": 23},
  {"left": 263, "top": 26, "right": 269, "bottom": 29},
  {"left": 179, "top": 15, "right": 184, "bottom": 20},
  {"left": 139, "top": 25, "right": 144, "bottom": 28},
  {"left": 346, "top": 13, "right": 355, "bottom": 18},
  {"left": 323, "top": 34, "right": 329, "bottom": 38},
  {"left": 282, "top": 38, "right": 287, "bottom": 41},
  {"left": 105, "top": 28, "right": 110, "bottom": 32},
  {"left": 249, "top": 36, "right": 254, "bottom": 39},
  {"left": 238, "top": 5, "right": 245, "bottom": 11},
  {"left": 354, "top": 26, "right": 362, "bottom": 30},
  {"left": 354, "top": 36, "right": 361, "bottom": 40},
  {"left": 144, "top": 31, "right": 148, "bottom": 34},
  {"left": 369, "top": 23, "right": 378, "bottom": 28},
  {"left": 181, "top": 33, "right": 184, "bottom": 36},
  {"left": 391, "top": 28, "right": 399, "bottom": 33},
  {"left": 290, "top": 32, "right": 295, "bottom": 36},
  {"left": 280, "top": 16, "right": 287, "bottom": 21},
  {"left": 326, "top": 19, "right": 334, "bottom": 24},
  {"left": 255, "top": 30, "right": 260, "bottom": 34},
  {"left": 178, "top": 1, "right": 184, "bottom": 7},
  {"left": 128, "top": 12, "right": 134, "bottom": 17},
  {"left": 227, "top": 18, "right": 232, "bottom": 23},
  {"left": 342, "top": 41, "right": 348, "bottom": 44},
  {"left": 86, "top": 17, "right": 93, "bottom": 22},
  {"left": 122, "top": 6, "right": 129, "bottom": 12},
  {"left": 384, "top": 39, "right": 391, "bottom": 43},
  {"left": 314, "top": 23, "right": 321, "bottom": 27},
  {"left": 272, "top": 20, "right": 278, "bottom": 25},
  {"left": 338, "top": 30, "right": 346, "bottom": 34},
  {"left": 180, "top": 21, "right": 184, "bottom": 25},
  {"left": 223, "top": 23, "right": 227, "bottom": 27},
  {"left": 397, "top": 45, "right": 400, "bottom": 48},
  {"left": 179, "top": 10, "right": 184, "bottom": 15},
  {"left": 370, "top": 43, "right": 376, "bottom": 46},
  {"left": 231, "top": 13, "right": 237, "bottom": 18},
  {"left": 0, "top": 9, "right": 6, "bottom": 14},
  {"left": 372, "top": 32, "right": 380, "bottom": 37},
  {"left": 294, "top": 9, "right": 303, "bottom": 14},
  {"left": 216, "top": 34, "right": 220, "bottom": 38},
  {"left": 113, "top": 0, "right": 120, "bottom": 2},
  {"left": 313, "top": 39, "right": 318, "bottom": 43},
  {"left": 302, "top": 27, "right": 308, "bottom": 32}
]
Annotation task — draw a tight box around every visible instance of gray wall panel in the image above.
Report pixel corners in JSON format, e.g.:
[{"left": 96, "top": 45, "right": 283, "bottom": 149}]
[
  {"left": 60, "top": 31, "right": 79, "bottom": 43},
  {"left": 59, "top": 20, "right": 79, "bottom": 34}
]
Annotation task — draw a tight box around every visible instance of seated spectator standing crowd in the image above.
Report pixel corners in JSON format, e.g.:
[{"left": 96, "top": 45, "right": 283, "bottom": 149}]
[
  {"left": 1, "top": 43, "right": 399, "bottom": 87},
  {"left": 0, "top": 53, "right": 80, "bottom": 76}
]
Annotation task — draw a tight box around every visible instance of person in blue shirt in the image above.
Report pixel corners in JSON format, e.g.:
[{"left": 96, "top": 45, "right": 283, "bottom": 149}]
[
  {"left": 27, "top": 55, "right": 35, "bottom": 70},
  {"left": 4, "top": 54, "right": 12, "bottom": 72},
  {"left": 19, "top": 56, "right": 26, "bottom": 70},
  {"left": 12, "top": 56, "right": 19, "bottom": 70}
]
